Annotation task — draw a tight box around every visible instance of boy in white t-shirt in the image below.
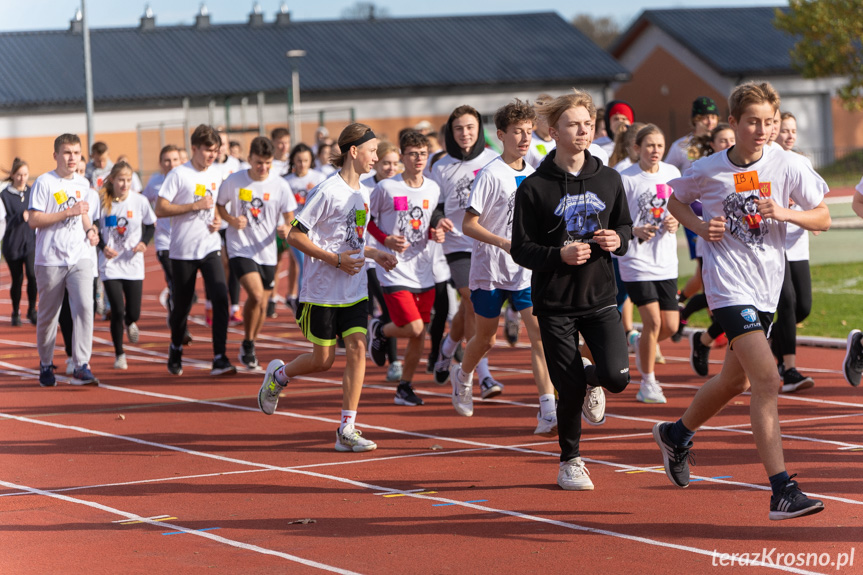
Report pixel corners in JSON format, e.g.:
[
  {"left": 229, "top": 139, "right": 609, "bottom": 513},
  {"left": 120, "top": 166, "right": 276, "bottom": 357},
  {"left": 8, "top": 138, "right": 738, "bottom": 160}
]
[
  {"left": 257, "top": 124, "right": 397, "bottom": 453},
  {"left": 29, "top": 133, "right": 100, "bottom": 386},
  {"left": 367, "top": 130, "right": 446, "bottom": 407},
  {"left": 454, "top": 100, "right": 557, "bottom": 433},
  {"left": 217, "top": 136, "right": 297, "bottom": 369},
  {"left": 156, "top": 124, "right": 236, "bottom": 377},
  {"left": 845, "top": 178, "right": 863, "bottom": 387},
  {"left": 656, "top": 82, "right": 830, "bottom": 520}
]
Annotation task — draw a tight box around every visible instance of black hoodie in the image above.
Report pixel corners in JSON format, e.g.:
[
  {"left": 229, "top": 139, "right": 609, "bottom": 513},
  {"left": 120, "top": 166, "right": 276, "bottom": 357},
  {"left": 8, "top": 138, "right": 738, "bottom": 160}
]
[{"left": 510, "top": 148, "right": 632, "bottom": 317}]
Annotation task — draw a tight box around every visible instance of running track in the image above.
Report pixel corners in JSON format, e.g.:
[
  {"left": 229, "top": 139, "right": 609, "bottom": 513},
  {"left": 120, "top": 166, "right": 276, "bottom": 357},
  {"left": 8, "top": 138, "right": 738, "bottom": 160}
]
[{"left": 1, "top": 250, "right": 861, "bottom": 574}]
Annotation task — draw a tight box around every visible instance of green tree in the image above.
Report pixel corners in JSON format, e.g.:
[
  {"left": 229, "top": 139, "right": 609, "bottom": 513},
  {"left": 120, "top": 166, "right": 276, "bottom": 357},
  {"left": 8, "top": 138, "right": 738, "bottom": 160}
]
[
  {"left": 572, "top": 14, "right": 619, "bottom": 50},
  {"left": 774, "top": 0, "right": 863, "bottom": 110}
]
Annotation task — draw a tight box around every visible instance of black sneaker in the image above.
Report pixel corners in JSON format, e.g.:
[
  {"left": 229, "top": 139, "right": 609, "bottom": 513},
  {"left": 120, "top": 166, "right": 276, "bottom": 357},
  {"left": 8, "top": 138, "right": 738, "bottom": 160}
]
[
  {"left": 432, "top": 349, "right": 453, "bottom": 385},
  {"left": 28, "top": 308, "right": 38, "bottom": 325},
  {"left": 368, "top": 318, "right": 388, "bottom": 367},
  {"left": 211, "top": 354, "right": 237, "bottom": 376},
  {"left": 239, "top": 340, "right": 259, "bottom": 370},
  {"left": 843, "top": 329, "right": 863, "bottom": 387},
  {"left": 394, "top": 382, "right": 424, "bottom": 406},
  {"left": 780, "top": 367, "right": 814, "bottom": 394},
  {"left": 671, "top": 310, "right": 687, "bottom": 343},
  {"left": 689, "top": 331, "right": 710, "bottom": 377},
  {"left": 266, "top": 299, "right": 277, "bottom": 319},
  {"left": 182, "top": 329, "right": 193, "bottom": 346},
  {"left": 168, "top": 346, "right": 183, "bottom": 375},
  {"left": 39, "top": 364, "right": 57, "bottom": 387},
  {"left": 769, "top": 474, "right": 825, "bottom": 520},
  {"left": 11, "top": 313, "right": 21, "bottom": 327},
  {"left": 426, "top": 353, "right": 436, "bottom": 374},
  {"left": 653, "top": 422, "right": 695, "bottom": 488}
]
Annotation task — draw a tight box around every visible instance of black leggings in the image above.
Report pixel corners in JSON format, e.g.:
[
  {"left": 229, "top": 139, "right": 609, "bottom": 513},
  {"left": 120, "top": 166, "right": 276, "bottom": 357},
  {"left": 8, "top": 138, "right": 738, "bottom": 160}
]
[
  {"left": 538, "top": 306, "right": 630, "bottom": 462},
  {"left": 103, "top": 279, "right": 143, "bottom": 355},
  {"left": 428, "top": 281, "right": 450, "bottom": 361},
  {"left": 170, "top": 252, "right": 228, "bottom": 355},
  {"left": 366, "top": 268, "right": 397, "bottom": 362},
  {"left": 771, "top": 259, "right": 812, "bottom": 359},
  {"left": 6, "top": 252, "right": 36, "bottom": 314}
]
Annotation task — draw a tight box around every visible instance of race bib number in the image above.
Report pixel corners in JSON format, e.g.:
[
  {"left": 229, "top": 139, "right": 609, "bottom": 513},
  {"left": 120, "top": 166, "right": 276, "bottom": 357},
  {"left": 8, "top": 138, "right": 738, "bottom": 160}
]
[
  {"left": 239, "top": 188, "right": 253, "bottom": 202},
  {"left": 393, "top": 196, "right": 409, "bottom": 211},
  {"left": 195, "top": 184, "right": 207, "bottom": 197},
  {"left": 734, "top": 171, "right": 760, "bottom": 193},
  {"left": 54, "top": 190, "right": 68, "bottom": 205}
]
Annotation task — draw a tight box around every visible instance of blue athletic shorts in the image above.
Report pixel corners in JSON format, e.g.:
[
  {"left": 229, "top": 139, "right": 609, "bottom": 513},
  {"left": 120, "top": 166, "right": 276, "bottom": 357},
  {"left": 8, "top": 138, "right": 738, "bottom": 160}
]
[{"left": 470, "top": 287, "right": 533, "bottom": 319}]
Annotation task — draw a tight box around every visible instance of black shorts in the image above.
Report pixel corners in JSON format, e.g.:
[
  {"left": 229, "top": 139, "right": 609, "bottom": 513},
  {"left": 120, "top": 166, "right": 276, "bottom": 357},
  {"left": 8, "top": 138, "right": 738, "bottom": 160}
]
[
  {"left": 296, "top": 299, "right": 368, "bottom": 346},
  {"left": 623, "top": 278, "right": 678, "bottom": 310},
  {"left": 445, "top": 251, "right": 471, "bottom": 290},
  {"left": 712, "top": 305, "right": 774, "bottom": 350},
  {"left": 229, "top": 257, "right": 277, "bottom": 290}
]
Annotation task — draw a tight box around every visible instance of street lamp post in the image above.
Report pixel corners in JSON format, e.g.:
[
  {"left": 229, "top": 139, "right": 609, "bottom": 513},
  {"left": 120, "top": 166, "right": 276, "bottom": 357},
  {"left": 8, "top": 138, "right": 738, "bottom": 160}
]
[{"left": 286, "top": 50, "right": 306, "bottom": 144}]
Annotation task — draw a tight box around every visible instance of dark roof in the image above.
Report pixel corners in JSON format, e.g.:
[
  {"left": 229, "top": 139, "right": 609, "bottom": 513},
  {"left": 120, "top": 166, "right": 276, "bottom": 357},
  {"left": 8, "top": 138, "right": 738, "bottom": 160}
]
[
  {"left": 611, "top": 6, "right": 796, "bottom": 77},
  {"left": 0, "top": 12, "right": 628, "bottom": 109}
]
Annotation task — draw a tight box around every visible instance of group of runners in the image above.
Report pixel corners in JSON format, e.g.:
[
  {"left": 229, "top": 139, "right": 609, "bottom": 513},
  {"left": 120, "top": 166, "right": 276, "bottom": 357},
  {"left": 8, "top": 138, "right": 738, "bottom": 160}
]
[{"left": 5, "top": 79, "right": 863, "bottom": 522}]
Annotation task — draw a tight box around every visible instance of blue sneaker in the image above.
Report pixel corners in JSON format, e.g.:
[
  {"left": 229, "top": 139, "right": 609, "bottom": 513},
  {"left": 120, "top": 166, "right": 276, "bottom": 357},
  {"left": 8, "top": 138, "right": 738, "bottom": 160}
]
[
  {"left": 39, "top": 364, "right": 57, "bottom": 387},
  {"left": 72, "top": 363, "right": 99, "bottom": 386}
]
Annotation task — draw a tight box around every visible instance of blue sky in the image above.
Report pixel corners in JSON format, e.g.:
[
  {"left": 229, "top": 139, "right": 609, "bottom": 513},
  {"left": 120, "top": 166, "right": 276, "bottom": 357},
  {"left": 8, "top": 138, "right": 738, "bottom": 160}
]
[{"left": 0, "top": 0, "right": 784, "bottom": 32}]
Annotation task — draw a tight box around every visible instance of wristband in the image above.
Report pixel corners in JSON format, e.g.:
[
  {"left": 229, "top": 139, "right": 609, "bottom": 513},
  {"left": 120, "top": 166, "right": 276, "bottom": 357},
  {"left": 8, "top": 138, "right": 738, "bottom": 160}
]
[{"left": 336, "top": 253, "right": 341, "bottom": 269}]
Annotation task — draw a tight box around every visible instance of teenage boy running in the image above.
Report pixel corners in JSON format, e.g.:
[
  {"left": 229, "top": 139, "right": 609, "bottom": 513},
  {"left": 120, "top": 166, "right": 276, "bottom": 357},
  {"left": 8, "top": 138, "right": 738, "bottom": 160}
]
[
  {"left": 156, "top": 124, "right": 236, "bottom": 376},
  {"left": 430, "top": 105, "right": 502, "bottom": 394},
  {"left": 367, "top": 130, "right": 445, "bottom": 406},
  {"left": 511, "top": 91, "right": 633, "bottom": 490},
  {"left": 656, "top": 82, "right": 830, "bottom": 520},
  {"left": 217, "top": 136, "right": 297, "bottom": 369},
  {"left": 29, "top": 134, "right": 100, "bottom": 386},
  {"left": 257, "top": 124, "right": 397, "bottom": 452}
]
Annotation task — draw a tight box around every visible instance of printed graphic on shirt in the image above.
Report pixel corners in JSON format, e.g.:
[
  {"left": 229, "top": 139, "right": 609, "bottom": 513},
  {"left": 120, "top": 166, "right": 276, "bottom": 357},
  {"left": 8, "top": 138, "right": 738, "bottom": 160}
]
[
  {"left": 345, "top": 204, "right": 367, "bottom": 250},
  {"left": 723, "top": 174, "right": 770, "bottom": 252},
  {"left": 195, "top": 182, "right": 216, "bottom": 223},
  {"left": 636, "top": 183, "right": 672, "bottom": 233},
  {"left": 55, "top": 191, "right": 81, "bottom": 231},
  {"left": 453, "top": 174, "right": 474, "bottom": 209},
  {"left": 554, "top": 192, "right": 606, "bottom": 244}
]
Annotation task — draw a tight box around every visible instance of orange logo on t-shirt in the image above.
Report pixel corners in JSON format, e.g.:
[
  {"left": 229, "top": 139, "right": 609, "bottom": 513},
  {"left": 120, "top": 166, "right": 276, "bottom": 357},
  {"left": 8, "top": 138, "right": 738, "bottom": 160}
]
[
  {"left": 263, "top": 193, "right": 270, "bottom": 201},
  {"left": 127, "top": 210, "right": 133, "bottom": 218},
  {"left": 423, "top": 199, "right": 429, "bottom": 209},
  {"left": 75, "top": 190, "right": 81, "bottom": 199}
]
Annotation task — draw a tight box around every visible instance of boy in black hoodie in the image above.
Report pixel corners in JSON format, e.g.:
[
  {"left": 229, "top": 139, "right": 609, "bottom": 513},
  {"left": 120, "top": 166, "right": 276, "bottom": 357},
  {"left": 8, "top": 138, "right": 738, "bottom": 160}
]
[{"left": 511, "top": 90, "right": 633, "bottom": 490}]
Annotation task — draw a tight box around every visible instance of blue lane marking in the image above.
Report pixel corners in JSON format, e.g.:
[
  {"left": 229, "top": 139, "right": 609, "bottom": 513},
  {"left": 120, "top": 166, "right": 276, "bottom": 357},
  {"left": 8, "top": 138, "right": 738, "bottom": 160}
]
[
  {"left": 162, "top": 527, "right": 221, "bottom": 535},
  {"left": 690, "top": 475, "right": 732, "bottom": 483},
  {"left": 433, "top": 499, "right": 488, "bottom": 507}
]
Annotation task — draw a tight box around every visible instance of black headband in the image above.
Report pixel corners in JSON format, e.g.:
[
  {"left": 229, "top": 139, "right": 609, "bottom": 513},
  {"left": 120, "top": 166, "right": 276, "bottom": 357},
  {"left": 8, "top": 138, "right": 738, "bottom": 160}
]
[{"left": 340, "top": 130, "right": 376, "bottom": 152}]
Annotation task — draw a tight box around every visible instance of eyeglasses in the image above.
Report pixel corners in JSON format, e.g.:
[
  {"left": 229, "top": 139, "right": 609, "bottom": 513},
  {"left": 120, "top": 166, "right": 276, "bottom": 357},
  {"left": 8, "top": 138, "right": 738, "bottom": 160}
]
[{"left": 405, "top": 151, "right": 429, "bottom": 159}]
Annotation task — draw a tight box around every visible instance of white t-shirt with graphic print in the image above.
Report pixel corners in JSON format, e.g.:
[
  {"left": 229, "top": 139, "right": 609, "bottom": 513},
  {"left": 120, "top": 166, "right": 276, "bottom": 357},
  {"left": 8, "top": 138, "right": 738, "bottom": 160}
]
[
  {"left": 431, "top": 148, "right": 498, "bottom": 255},
  {"left": 285, "top": 169, "right": 327, "bottom": 212},
  {"left": 618, "top": 162, "right": 681, "bottom": 282},
  {"left": 294, "top": 173, "right": 370, "bottom": 306},
  {"left": 158, "top": 162, "right": 223, "bottom": 261},
  {"left": 665, "top": 134, "right": 695, "bottom": 173},
  {"left": 784, "top": 152, "right": 815, "bottom": 262},
  {"left": 466, "top": 156, "right": 533, "bottom": 291},
  {"left": 217, "top": 169, "right": 297, "bottom": 266},
  {"left": 669, "top": 144, "right": 828, "bottom": 313},
  {"left": 29, "top": 170, "right": 93, "bottom": 267},
  {"left": 99, "top": 192, "right": 156, "bottom": 281},
  {"left": 369, "top": 174, "right": 440, "bottom": 291}
]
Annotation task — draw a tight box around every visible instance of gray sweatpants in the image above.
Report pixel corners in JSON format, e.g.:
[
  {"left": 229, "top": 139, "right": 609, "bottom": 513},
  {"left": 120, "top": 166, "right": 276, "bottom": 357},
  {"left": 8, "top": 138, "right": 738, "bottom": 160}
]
[{"left": 36, "top": 259, "right": 94, "bottom": 369}]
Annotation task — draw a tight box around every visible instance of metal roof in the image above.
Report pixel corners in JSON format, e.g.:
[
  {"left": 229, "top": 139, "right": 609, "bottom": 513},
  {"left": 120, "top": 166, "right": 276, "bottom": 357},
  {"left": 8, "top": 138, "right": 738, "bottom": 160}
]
[
  {"left": 0, "top": 12, "right": 628, "bottom": 109},
  {"left": 612, "top": 6, "right": 796, "bottom": 77}
]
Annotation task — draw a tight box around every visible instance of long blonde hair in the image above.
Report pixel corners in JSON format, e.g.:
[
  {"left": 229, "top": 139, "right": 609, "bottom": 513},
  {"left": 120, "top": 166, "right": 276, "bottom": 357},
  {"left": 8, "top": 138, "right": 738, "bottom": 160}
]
[{"left": 99, "top": 161, "right": 133, "bottom": 216}]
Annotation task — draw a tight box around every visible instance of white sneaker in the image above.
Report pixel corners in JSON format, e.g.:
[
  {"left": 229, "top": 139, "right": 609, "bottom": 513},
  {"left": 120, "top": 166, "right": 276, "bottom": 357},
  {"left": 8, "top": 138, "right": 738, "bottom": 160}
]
[
  {"left": 637, "top": 379, "right": 667, "bottom": 404},
  {"left": 114, "top": 353, "right": 128, "bottom": 370},
  {"left": 626, "top": 330, "right": 639, "bottom": 354},
  {"left": 534, "top": 411, "right": 558, "bottom": 437},
  {"left": 65, "top": 357, "right": 75, "bottom": 376},
  {"left": 257, "top": 359, "right": 286, "bottom": 415},
  {"left": 386, "top": 360, "right": 403, "bottom": 382},
  {"left": 450, "top": 364, "right": 474, "bottom": 417},
  {"left": 127, "top": 322, "right": 140, "bottom": 344},
  {"left": 335, "top": 426, "right": 377, "bottom": 452},
  {"left": 581, "top": 357, "right": 606, "bottom": 425},
  {"left": 557, "top": 457, "right": 594, "bottom": 490}
]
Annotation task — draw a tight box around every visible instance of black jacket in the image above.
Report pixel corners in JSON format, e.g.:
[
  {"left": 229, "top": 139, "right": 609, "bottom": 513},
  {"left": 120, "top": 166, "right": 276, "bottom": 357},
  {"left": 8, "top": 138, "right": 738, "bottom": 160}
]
[
  {"left": 1, "top": 185, "right": 35, "bottom": 261},
  {"left": 510, "top": 149, "right": 632, "bottom": 317}
]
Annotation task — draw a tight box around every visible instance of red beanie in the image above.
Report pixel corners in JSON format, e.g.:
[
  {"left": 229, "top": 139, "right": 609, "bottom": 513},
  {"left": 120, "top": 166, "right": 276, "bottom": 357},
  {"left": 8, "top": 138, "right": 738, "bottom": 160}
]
[{"left": 608, "top": 102, "right": 634, "bottom": 124}]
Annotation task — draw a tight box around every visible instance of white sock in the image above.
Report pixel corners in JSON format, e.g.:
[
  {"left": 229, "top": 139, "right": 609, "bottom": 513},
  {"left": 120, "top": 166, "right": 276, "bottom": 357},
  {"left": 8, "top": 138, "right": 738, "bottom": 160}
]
[
  {"left": 539, "top": 394, "right": 556, "bottom": 417},
  {"left": 456, "top": 366, "right": 473, "bottom": 385},
  {"left": 340, "top": 410, "right": 357, "bottom": 433},
  {"left": 642, "top": 372, "right": 656, "bottom": 385},
  {"left": 442, "top": 334, "right": 458, "bottom": 358},
  {"left": 476, "top": 357, "right": 491, "bottom": 381},
  {"left": 231, "top": 304, "right": 239, "bottom": 314},
  {"left": 274, "top": 365, "right": 290, "bottom": 385}
]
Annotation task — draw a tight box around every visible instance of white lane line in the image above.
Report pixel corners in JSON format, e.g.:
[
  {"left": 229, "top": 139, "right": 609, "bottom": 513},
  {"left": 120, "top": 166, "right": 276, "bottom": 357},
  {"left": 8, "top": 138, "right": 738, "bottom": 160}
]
[
  {"left": 0, "top": 478, "right": 362, "bottom": 575},
  {"left": 0, "top": 417, "right": 833, "bottom": 575}
]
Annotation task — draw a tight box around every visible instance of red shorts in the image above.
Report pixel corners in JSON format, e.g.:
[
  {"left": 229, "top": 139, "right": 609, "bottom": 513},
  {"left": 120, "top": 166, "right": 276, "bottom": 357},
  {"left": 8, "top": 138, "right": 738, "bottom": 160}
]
[{"left": 383, "top": 288, "right": 435, "bottom": 327}]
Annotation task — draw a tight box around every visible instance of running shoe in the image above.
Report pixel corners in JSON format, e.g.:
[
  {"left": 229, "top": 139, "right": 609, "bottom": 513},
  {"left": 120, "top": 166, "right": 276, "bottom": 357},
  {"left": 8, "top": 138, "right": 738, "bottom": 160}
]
[
  {"left": 394, "top": 382, "right": 424, "bottom": 406},
  {"left": 655, "top": 343, "right": 666, "bottom": 365},
  {"left": 557, "top": 457, "right": 593, "bottom": 491},
  {"left": 843, "top": 329, "right": 863, "bottom": 387},
  {"left": 11, "top": 313, "right": 21, "bottom": 327},
  {"left": 581, "top": 358, "right": 606, "bottom": 425},
  {"left": 479, "top": 376, "right": 504, "bottom": 399},
  {"left": 239, "top": 340, "right": 259, "bottom": 370},
  {"left": 386, "top": 360, "right": 403, "bottom": 383},
  {"left": 450, "top": 364, "right": 474, "bottom": 417},
  {"left": 534, "top": 411, "right": 558, "bottom": 437},
  {"left": 626, "top": 329, "right": 639, "bottom": 354},
  {"left": 229, "top": 309, "right": 244, "bottom": 326},
  {"left": 114, "top": 353, "right": 128, "bottom": 370},
  {"left": 211, "top": 355, "right": 237, "bottom": 376},
  {"left": 689, "top": 331, "right": 710, "bottom": 377},
  {"left": 258, "top": 359, "right": 285, "bottom": 415},
  {"left": 266, "top": 299, "right": 277, "bottom": 319},
  {"left": 39, "top": 363, "right": 57, "bottom": 387},
  {"left": 769, "top": 474, "right": 825, "bottom": 521},
  {"left": 653, "top": 422, "right": 694, "bottom": 488},
  {"left": 637, "top": 379, "right": 667, "bottom": 404},
  {"left": 368, "top": 318, "right": 389, "bottom": 367},
  {"left": 335, "top": 427, "right": 377, "bottom": 452},
  {"left": 433, "top": 349, "right": 454, "bottom": 385},
  {"left": 168, "top": 346, "right": 183, "bottom": 375},
  {"left": 72, "top": 364, "right": 99, "bottom": 386},
  {"left": 27, "top": 308, "right": 38, "bottom": 325},
  {"left": 504, "top": 306, "right": 520, "bottom": 346},
  {"left": 127, "top": 322, "right": 139, "bottom": 344},
  {"left": 65, "top": 357, "right": 75, "bottom": 375},
  {"left": 633, "top": 332, "right": 643, "bottom": 373},
  {"left": 779, "top": 367, "right": 814, "bottom": 394}
]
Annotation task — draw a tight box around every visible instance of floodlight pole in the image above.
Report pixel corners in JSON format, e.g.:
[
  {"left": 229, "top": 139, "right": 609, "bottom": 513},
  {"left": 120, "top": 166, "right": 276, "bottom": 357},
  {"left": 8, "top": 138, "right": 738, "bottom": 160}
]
[
  {"left": 82, "top": 0, "right": 95, "bottom": 152},
  {"left": 286, "top": 50, "right": 306, "bottom": 144}
]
